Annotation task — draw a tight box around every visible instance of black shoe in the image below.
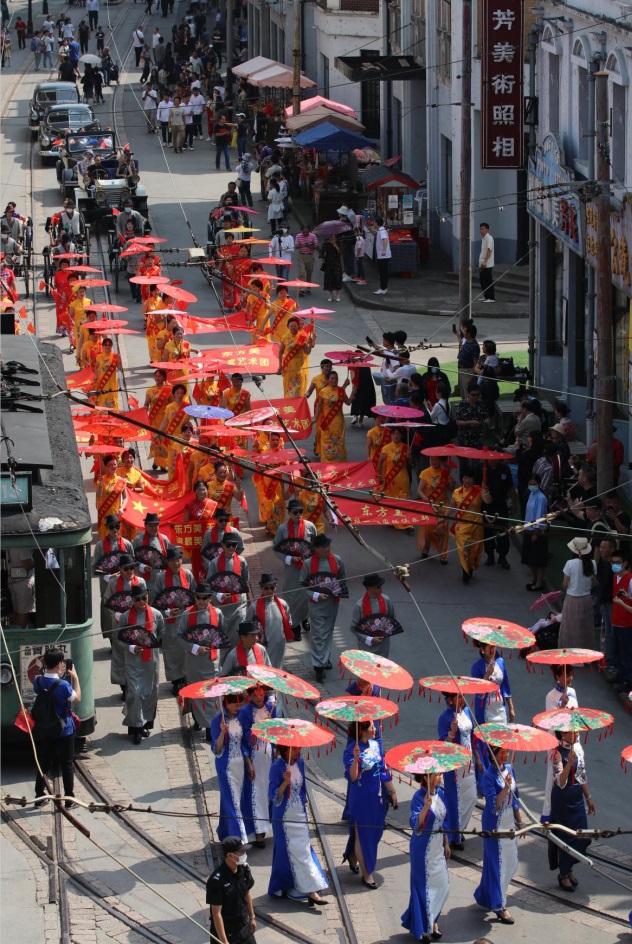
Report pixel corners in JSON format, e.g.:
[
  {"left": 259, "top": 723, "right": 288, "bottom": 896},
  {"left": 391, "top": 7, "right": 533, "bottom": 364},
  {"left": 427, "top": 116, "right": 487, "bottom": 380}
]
[
  {"left": 361, "top": 877, "right": 378, "bottom": 890},
  {"left": 142, "top": 728, "right": 150, "bottom": 738},
  {"left": 485, "top": 557, "right": 495, "bottom": 566},
  {"left": 462, "top": 569, "right": 470, "bottom": 584},
  {"left": 498, "top": 557, "right": 510, "bottom": 570},
  {"left": 314, "top": 668, "right": 325, "bottom": 682},
  {"left": 292, "top": 628, "right": 302, "bottom": 642},
  {"left": 325, "top": 660, "right": 332, "bottom": 670},
  {"left": 496, "top": 911, "right": 515, "bottom": 923},
  {"left": 133, "top": 731, "right": 143, "bottom": 744},
  {"left": 34, "top": 795, "right": 47, "bottom": 808},
  {"left": 192, "top": 720, "right": 202, "bottom": 732},
  {"left": 65, "top": 799, "right": 76, "bottom": 810},
  {"left": 302, "top": 619, "right": 311, "bottom": 633},
  {"left": 557, "top": 874, "right": 575, "bottom": 893}
]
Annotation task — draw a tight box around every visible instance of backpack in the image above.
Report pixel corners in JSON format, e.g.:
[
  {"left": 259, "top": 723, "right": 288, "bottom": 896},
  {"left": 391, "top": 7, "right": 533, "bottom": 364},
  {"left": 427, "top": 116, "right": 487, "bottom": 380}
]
[
  {"left": 31, "top": 679, "right": 66, "bottom": 740},
  {"left": 31, "top": 37, "right": 37, "bottom": 52}
]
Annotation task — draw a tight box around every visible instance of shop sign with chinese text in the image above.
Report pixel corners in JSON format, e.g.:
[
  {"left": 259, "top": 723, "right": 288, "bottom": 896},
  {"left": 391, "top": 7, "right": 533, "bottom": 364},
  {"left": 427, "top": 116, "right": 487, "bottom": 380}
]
[
  {"left": 481, "top": 0, "right": 524, "bottom": 169},
  {"left": 527, "top": 134, "right": 583, "bottom": 254},
  {"left": 585, "top": 196, "right": 632, "bottom": 299}
]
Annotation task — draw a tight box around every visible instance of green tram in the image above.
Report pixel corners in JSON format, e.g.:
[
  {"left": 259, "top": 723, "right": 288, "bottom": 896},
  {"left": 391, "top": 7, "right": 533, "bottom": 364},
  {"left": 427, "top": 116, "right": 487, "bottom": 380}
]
[{"left": 1, "top": 337, "right": 95, "bottom": 743}]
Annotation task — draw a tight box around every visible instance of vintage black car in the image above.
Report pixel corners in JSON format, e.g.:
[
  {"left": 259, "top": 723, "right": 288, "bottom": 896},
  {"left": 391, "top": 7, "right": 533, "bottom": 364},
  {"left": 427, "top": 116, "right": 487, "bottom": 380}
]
[
  {"left": 38, "top": 104, "right": 100, "bottom": 162},
  {"left": 28, "top": 82, "right": 80, "bottom": 137}
]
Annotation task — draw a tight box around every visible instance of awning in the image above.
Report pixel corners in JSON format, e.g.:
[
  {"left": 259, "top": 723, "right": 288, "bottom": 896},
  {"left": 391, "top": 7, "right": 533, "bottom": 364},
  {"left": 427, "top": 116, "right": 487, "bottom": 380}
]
[
  {"left": 248, "top": 64, "right": 316, "bottom": 89},
  {"left": 292, "top": 121, "right": 373, "bottom": 151},
  {"left": 284, "top": 96, "right": 358, "bottom": 119},
  {"left": 232, "top": 56, "right": 279, "bottom": 79},
  {"left": 359, "top": 163, "right": 420, "bottom": 189},
  {"left": 286, "top": 106, "right": 365, "bottom": 134},
  {"left": 334, "top": 55, "right": 424, "bottom": 83}
]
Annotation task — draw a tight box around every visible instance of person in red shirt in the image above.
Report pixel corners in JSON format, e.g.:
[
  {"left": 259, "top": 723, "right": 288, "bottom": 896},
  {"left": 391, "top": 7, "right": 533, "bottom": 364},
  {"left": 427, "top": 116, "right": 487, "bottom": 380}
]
[
  {"left": 15, "top": 17, "right": 27, "bottom": 49},
  {"left": 586, "top": 430, "right": 624, "bottom": 484},
  {"left": 609, "top": 548, "right": 632, "bottom": 692}
]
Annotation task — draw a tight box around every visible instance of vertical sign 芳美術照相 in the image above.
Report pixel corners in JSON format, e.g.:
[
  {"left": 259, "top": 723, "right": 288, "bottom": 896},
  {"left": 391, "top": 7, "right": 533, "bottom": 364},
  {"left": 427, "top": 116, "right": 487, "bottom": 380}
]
[{"left": 481, "top": 0, "right": 524, "bottom": 170}]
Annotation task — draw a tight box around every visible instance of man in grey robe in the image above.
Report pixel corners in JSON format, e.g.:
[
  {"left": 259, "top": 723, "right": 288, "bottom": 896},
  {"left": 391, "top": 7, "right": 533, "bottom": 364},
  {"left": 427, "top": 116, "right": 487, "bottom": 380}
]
[
  {"left": 177, "top": 582, "right": 225, "bottom": 732},
  {"left": 102, "top": 554, "right": 147, "bottom": 693},
  {"left": 273, "top": 499, "right": 317, "bottom": 640},
  {"left": 206, "top": 532, "right": 250, "bottom": 654},
  {"left": 299, "top": 534, "right": 346, "bottom": 683},
  {"left": 349, "top": 573, "right": 396, "bottom": 659},
  {"left": 201, "top": 506, "right": 245, "bottom": 560},
  {"left": 133, "top": 511, "right": 172, "bottom": 596},
  {"left": 221, "top": 620, "right": 272, "bottom": 677},
  {"left": 119, "top": 586, "right": 165, "bottom": 744},
  {"left": 151, "top": 546, "right": 195, "bottom": 695},
  {"left": 246, "top": 572, "right": 292, "bottom": 669},
  {"left": 93, "top": 514, "right": 133, "bottom": 640}
]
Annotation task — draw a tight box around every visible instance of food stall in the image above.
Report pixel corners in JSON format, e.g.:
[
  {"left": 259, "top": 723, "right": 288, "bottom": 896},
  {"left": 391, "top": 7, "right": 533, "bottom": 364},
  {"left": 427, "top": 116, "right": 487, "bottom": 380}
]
[{"left": 359, "top": 163, "right": 426, "bottom": 273}]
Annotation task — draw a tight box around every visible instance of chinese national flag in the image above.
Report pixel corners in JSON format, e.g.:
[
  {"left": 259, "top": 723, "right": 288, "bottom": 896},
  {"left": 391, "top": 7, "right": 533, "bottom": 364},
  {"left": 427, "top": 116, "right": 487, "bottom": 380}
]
[
  {"left": 251, "top": 397, "right": 312, "bottom": 441},
  {"left": 120, "top": 492, "right": 194, "bottom": 530},
  {"left": 332, "top": 497, "right": 436, "bottom": 527},
  {"left": 182, "top": 311, "right": 250, "bottom": 335},
  {"left": 201, "top": 343, "right": 279, "bottom": 374},
  {"left": 66, "top": 367, "right": 95, "bottom": 390}
]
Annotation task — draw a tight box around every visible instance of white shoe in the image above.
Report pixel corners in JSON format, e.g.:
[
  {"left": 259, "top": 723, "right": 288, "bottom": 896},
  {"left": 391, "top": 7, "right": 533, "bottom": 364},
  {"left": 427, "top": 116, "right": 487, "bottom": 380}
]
[
  {"left": 205, "top": 136, "right": 211, "bottom": 141},
  {"left": 167, "top": 142, "right": 172, "bottom": 147},
  {"left": 373, "top": 289, "right": 384, "bottom": 295},
  {"left": 342, "top": 274, "right": 353, "bottom": 282},
  {"left": 482, "top": 298, "right": 495, "bottom": 303}
]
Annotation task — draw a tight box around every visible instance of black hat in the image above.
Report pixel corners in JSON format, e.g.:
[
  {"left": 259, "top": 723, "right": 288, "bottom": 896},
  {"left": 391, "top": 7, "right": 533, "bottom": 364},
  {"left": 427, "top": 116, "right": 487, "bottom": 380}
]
[
  {"left": 118, "top": 553, "right": 134, "bottom": 566},
  {"left": 259, "top": 573, "right": 277, "bottom": 586},
  {"left": 144, "top": 512, "right": 160, "bottom": 524},
  {"left": 166, "top": 546, "right": 183, "bottom": 560},
  {"left": 222, "top": 836, "right": 246, "bottom": 856},
  {"left": 287, "top": 499, "right": 303, "bottom": 511},
  {"left": 105, "top": 514, "right": 120, "bottom": 527},
  {"left": 214, "top": 507, "right": 230, "bottom": 519},
  {"left": 313, "top": 534, "right": 331, "bottom": 547},
  {"left": 195, "top": 582, "right": 213, "bottom": 595},
  {"left": 238, "top": 620, "right": 258, "bottom": 636},
  {"left": 363, "top": 574, "right": 385, "bottom": 588},
  {"left": 131, "top": 585, "right": 148, "bottom": 599},
  {"left": 222, "top": 533, "right": 239, "bottom": 546}
]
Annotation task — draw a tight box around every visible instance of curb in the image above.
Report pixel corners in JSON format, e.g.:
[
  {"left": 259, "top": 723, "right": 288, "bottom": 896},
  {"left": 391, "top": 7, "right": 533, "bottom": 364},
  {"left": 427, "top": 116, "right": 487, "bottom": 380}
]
[{"left": 340, "top": 280, "right": 530, "bottom": 319}]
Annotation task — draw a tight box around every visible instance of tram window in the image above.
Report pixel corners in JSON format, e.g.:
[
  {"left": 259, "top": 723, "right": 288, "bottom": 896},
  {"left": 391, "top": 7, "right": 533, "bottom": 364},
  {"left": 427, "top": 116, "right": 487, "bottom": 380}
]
[
  {"left": 2, "top": 549, "right": 36, "bottom": 629},
  {"left": 33, "top": 546, "right": 88, "bottom": 628}
]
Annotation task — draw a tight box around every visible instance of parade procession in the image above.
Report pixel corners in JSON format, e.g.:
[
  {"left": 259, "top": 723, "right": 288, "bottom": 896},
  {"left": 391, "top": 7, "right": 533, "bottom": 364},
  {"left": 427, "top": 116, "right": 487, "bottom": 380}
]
[{"left": 1, "top": 0, "right": 631, "bottom": 942}]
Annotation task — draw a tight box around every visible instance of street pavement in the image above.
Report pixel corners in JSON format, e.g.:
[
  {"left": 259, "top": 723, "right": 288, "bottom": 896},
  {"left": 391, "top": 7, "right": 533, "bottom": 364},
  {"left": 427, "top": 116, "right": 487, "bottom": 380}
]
[{"left": 1, "top": 13, "right": 631, "bottom": 944}]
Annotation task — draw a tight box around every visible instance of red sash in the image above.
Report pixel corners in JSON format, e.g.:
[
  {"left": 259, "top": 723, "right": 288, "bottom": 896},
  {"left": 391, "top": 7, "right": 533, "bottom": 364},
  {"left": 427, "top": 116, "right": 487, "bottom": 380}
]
[
  {"left": 450, "top": 486, "right": 482, "bottom": 535},
  {"left": 104, "top": 535, "right": 126, "bottom": 554},
  {"left": 304, "top": 493, "right": 324, "bottom": 525},
  {"left": 288, "top": 517, "right": 307, "bottom": 568},
  {"left": 263, "top": 473, "right": 281, "bottom": 502},
  {"left": 383, "top": 444, "right": 409, "bottom": 491},
  {"left": 211, "top": 480, "right": 234, "bottom": 509},
  {"left": 361, "top": 593, "right": 387, "bottom": 617},
  {"left": 164, "top": 567, "right": 189, "bottom": 624},
  {"left": 188, "top": 605, "right": 218, "bottom": 660},
  {"left": 148, "top": 385, "right": 172, "bottom": 425},
  {"left": 128, "top": 603, "right": 154, "bottom": 662},
  {"left": 165, "top": 405, "right": 187, "bottom": 438},
  {"left": 231, "top": 389, "right": 250, "bottom": 416},
  {"left": 217, "top": 550, "right": 242, "bottom": 603},
  {"left": 97, "top": 354, "right": 118, "bottom": 391},
  {"left": 236, "top": 640, "right": 265, "bottom": 667},
  {"left": 256, "top": 596, "right": 293, "bottom": 643},
  {"left": 271, "top": 298, "right": 296, "bottom": 336},
  {"left": 320, "top": 389, "right": 344, "bottom": 432},
  {"left": 309, "top": 551, "right": 340, "bottom": 602},
  {"left": 281, "top": 332, "right": 308, "bottom": 373},
  {"left": 193, "top": 379, "right": 219, "bottom": 406},
  {"left": 114, "top": 574, "right": 140, "bottom": 593},
  {"left": 425, "top": 468, "right": 451, "bottom": 505},
  {"left": 209, "top": 523, "right": 235, "bottom": 544},
  {"left": 370, "top": 428, "right": 392, "bottom": 471},
  {"left": 98, "top": 476, "right": 126, "bottom": 521},
  {"left": 143, "top": 531, "right": 168, "bottom": 555}
]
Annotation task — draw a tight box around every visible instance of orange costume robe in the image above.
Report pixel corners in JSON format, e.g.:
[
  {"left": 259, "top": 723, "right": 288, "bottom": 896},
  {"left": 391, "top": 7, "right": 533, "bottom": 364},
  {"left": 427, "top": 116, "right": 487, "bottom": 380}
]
[
  {"left": 269, "top": 296, "right": 298, "bottom": 343},
  {"left": 96, "top": 473, "right": 126, "bottom": 539}
]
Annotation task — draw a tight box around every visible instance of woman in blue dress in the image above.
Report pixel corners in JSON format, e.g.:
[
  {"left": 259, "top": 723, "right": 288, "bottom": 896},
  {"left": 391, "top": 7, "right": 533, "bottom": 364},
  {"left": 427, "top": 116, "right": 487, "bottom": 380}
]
[
  {"left": 474, "top": 744, "right": 524, "bottom": 925},
  {"left": 238, "top": 683, "right": 277, "bottom": 847},
  {"left": 471, "top": 642, "right": 515, "bottom": 791},
  {"left": 268, "top": 746, "right": 328, "bottom": 904},
  {"left": 548, "top": 730, "right": 595, "bottom": 891},
  {"left": 341, "top": 676, "right": 383, "bottom": 821},
  {"left": 401, "top": 773, "right": 451, "bottom": 942},
  {"left": 210, "top": 693, "right": 254, "bottom": 843},
  {"left": 437, "top": 693, "right": 479, "bottom": 849},
  {"left": 343, "top": 720, "right": 398, "bottom": 889}
]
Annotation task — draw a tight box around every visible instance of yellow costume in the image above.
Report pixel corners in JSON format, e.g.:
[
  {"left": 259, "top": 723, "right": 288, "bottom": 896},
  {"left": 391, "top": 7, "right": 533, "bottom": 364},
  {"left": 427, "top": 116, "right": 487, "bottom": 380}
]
[
  {"left": 96, "top": 473, "right": 126, "bottom": 539},
  {"left": 366, "top": 425, "right": 391, "bottom": 472},
  {"left": 379, "top": 441, "right": 411, "bottom": 530},
  {"left": 318, "top": 385, "right": 347, "bottom": 463},
  {"left": 280, "top": 330, "right": 310, "bottom": 398},
  {"left": 68, "top": 294, "right": 92, "bottom": 350},
  {"left": 164, "top": 338, "right": 192, "bottom": 386},
  {"left": 193, "top": 378, "right": 219, "bottom": 407},
  {"left": 310, "top": 372, "right": 328, "bottom": 456},
  {"left": 245, "top": 291, "right": 270, "bottom": 344},
  {"left": 80, "top": 337, "right": 102, "bottom": 370},
  {"left": 93, "top": 351, "right": 120, "bottom": 410},
  {"left": 269, "top": 297, "right": 297, "bottom": 343},
  {"left": 253, "top": 439, "right": 285, "bottom": 535},
  {"left": 417, "top": 466, "right": 453, "bottom": 560},
  {"left": 451, "top": 485, "right": 484, "bottom": 575},
  {"left": 144, "top": 299, "right": 167, "bottom": 363},
  {"left": 117, "top": 465, "right": 144, "bottom": 541},
  {"left": 206, "top": 477, "right": 237, "bottom": 515},
  {"left": 297, "top": 486, "right": 326, "bottom": 534}
]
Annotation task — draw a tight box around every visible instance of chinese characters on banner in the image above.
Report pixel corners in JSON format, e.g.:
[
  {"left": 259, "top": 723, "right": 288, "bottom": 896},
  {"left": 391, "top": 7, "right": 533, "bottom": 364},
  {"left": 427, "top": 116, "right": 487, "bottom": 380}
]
[
  {"left": 165, "top": 520, "right": 207, "bottom": 554},
  {"left": 481, "top": 0, "right": 524, "bottom": 169},
  {"left": 251, "top": 397, "right": 313, "bottom": 441},
  {"left": 585, "top": 195, "right": 632, "bottom": 299}
]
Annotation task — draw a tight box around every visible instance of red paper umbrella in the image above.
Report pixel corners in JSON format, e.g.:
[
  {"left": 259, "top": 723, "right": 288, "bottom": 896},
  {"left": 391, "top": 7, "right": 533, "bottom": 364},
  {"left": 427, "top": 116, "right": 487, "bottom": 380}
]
[
  {"left": 340, "top": 650, "right": 414, "bottom": 694},
  {"left": 246, "top": 665, "right": 320, "bottom": 700},
  {"left": 474, "top": 722, "right": 558, "bottom": 753},
  {"left": 85, "top": 304, "right": 129, "bottom": 313},
  {"left": 128, "top": 275, "right": 170, "bottom": 285},
  {"left": 526, "top": 648, "right": 605, "bottom": 670},
  {"left": 231, "top": 206, "right": 261, "bottom": 214},
  {"left": 161, "top": 284, "right": 198, "bottom": 303},
  {"left": 66, "top": 265, "right": 102, "bottom": 273},
  {"left": 235, "top": 447, "right": 305, "bottom": 464},
  {"left": 247, "top": 424, "right": 285, "bottom": 434},
  {"left": 279, "top": 279, "right": 320, "bottom": 288},
  {"left": 326, "top": 350, "right": 375, "bottom": 364},
  {"left": 96, "top": 328, "right": 140, "bottom": 336},
  {"left": 295, "top": 307, "right": 335, "bottom": 316},
  {"left": 383, "top": 421, "right": 433, "bottom": 428},
  {"left": 225, "top": 406, "right": 278, "bottom": 427},
  {"left": 421, "top": 444, "right": 461, "bottom": 457},
  {"left": 69, "top": 278, "right": 111, "bottom": 287},
  {"left": 251, "top": 718, "right": 335, "bottom": 750},
  {"left": 197, "top": 424, "right": 254, "bottom": 439},
  {"left": 530, "top": 590, "right": 563, "bottom": 613},
  {"left": 533, "top": 706, "right": 614, "bottom": 736},
  {"left": 419, "top": 675, "right": 500, "bottom": 698},
  {"left": 622, "top": 744, "right": 632, "bottom": 773},
  {"left": 91, "top": 320, "right": 129, "bottom": 330},
  {"left": 462, "top": 617, "right": 535, "bottom": 650},
  {"left": 453, "top": 446, "right": 512, "bottom": 460},
  {"left": 51, "top": 252, "right": 88, "bottom": 259},
  {"left": 129, "top": 236, "right": 168, "bottom": 243},
  {"left": 179, "top": 676, "right": 253, "bottom": 700},
  {"left": 372, "top": 405, "right": 427, "bottom": 419},
  {"left": 257, "top": 256, "right": 292, "bottom": 266},
  {"left": 293, "top": 312, "right": 333, "bottom": 322},
  {"left": 385, "top": 740, "right": 472, "bottom": 775},
  {"left": 78, "top": 443, "right": 124, "bottom": 455},
  {"left": 316, "top": 695, "right": 399, "bottom": 725},
  {"left": 120, "top": 245, "right": 149, "bottom": 258}
]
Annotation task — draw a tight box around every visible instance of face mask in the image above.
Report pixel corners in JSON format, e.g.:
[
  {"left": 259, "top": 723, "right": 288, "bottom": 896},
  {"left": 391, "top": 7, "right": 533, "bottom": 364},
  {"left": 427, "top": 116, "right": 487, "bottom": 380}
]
[
  {"left": 612, "top": 563, "right": 623, "bottom": 573},
  {"left": 125, "top": 207, "right": 132, "bottom": 214},
  {"left": 431, "top": 367, "right": 438, "bottom": 374},
  {"left": 235, "top": 853, "right": 247, "bottom": 866},
  {"left": 528, "top": 484, "right": 539, "bottom": 492}
]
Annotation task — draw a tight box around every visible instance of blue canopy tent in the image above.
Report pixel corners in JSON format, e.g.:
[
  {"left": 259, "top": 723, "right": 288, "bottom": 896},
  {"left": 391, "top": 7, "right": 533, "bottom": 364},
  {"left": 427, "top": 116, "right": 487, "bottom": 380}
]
[{"left": 292, "top": 121, "right": 373, "bottom": 151}]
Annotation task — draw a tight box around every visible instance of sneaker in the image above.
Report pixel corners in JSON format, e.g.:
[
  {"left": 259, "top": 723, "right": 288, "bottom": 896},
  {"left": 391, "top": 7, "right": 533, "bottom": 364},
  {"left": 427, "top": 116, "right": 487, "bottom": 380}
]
[
  {"left": 482, "top": 298, "right": 495, "bottom": 303},
  {"left": 342, "top": 274, "right": 353, "bottom": 282},
  {"left": 205, "top": 136, "right": 211, "bottom": 141},
  {"left": 167, "top": 142, "right": 172, "bottom": 147},
  {"left": 373, "top": 289, "right": 385, "bottom": 295}
]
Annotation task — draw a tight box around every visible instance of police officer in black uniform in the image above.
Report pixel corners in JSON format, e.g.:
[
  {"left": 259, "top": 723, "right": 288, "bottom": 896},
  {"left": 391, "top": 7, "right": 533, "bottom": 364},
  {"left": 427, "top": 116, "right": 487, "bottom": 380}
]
[{"left": 206, "top": 836, "right": 256, "bottom": 944}]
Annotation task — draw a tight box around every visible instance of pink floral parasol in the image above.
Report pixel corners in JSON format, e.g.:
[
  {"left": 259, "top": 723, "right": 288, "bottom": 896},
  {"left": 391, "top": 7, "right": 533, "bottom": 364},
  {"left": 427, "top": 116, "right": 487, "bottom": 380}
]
[
  {"left": 385, "top": 740, "right": 471, "bottom": 775},
  {"left": 372, "top": 405, "right": 427, "bottom": 420}
]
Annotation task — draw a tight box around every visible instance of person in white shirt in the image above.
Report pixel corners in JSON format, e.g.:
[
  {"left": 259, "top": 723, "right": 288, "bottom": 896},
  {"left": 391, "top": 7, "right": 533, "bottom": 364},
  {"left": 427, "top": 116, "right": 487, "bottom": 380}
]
[
  {"left": 189, "top": 88, "right": 205, "bottom": 140},
  {"left": 132, "top": 27, "right": 144, "bottom": 67},
  {"left": 156, "top": 92, "right": 173, "bottom": 146},
  {"left": 374, "top": 216, "right": 391, "bottom": 295},
  {"left": 382, "top": 349, "right": 415, "bottom": 384},
  {"left": 42, "top": 16, "right": 55, "bottom": 34},
  {"left": 474, "top": 338, "right": 500, "bottom": 385},
  {"left": 478, "top": 222, "right": 495, "bottom": 302},
  {"left": 182, "top": 94, "right": 195, "bottom": 150},
  {"left": 269, "top": 226, "right": 294, "bottom": 277},
  {"left": 236, "top": 152, "right": 257, "bottom": 208},
  {"left": 151, "top": 27, "right": 161, "bottom": 48},
  {"left": 142, "top": 83, "right": 158, "bottom": 133},
  {"left": 62, "top": 19, "right": 75, "bottom": 40}
]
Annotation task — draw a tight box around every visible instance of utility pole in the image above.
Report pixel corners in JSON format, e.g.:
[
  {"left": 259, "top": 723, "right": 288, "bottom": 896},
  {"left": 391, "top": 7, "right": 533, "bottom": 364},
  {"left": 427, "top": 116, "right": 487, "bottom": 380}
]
[
  {"left": 584, "top": 57, "right": 600, "bottom": 444},
  {"left": 527, "top": 13, "right": 543, "bottom": 378},
  {"left": 226, "top": 0, "right": 234, "bottom": 94},
  {"left": 292, "top": 0, "right": 302, "bottom": 116},
  {"left": 458, "top": 0, "right": 472, "bottom": 325},
  {"left": 595, "top": 70, "right": 614, "bottom": 494}
]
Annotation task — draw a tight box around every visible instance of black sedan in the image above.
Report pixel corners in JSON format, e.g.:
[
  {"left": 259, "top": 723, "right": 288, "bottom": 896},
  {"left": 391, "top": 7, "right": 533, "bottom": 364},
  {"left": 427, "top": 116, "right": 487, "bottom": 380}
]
[{"left": 38, "top": 104, "right": 100, "bottom": 162}]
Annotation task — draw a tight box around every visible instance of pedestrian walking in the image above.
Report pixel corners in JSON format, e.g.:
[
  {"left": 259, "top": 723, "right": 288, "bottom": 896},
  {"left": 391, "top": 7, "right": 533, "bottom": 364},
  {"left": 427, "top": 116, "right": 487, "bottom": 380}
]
[
  {"left": 142, "top": 83, "right": 158, "bottom": 132},
  {"left": 168, "top": 95, "right": 185, "bottom": 152},
  {"left": 214, "top": 114, "right": 233, "bottom": 170},
  {"left": 236, "top": 152, "right": 256, "bottom": 208},
  {"left": 319, "top": 233, "right": 342, "bottom": 302},
  {"left": 86, "top": 0, "right": 99, "bottom": 31},
  {"left": 132, "top": 26, "right": 144, "bottom": 67},
  {"left": 156, "top": 91, "right": 173, "bottom": 145},
  {"left": 273, "top": 500, "right": 317, "bottom": 641},
  {"left": 456, "top": 321, "right": 480, "bottom": 398},
  {"left": 266, "top": 179, "right": 284, "bottom": 236},
  {"left": 374, "top": 216, "right": 391, "bottom": 295},
  {"left": 32, "top": 649, "right": 82, "bottom": 809},
  {"left": 189, "top": 84, "right": 205, "bottom": 139},
  {"left": 478, "top": 222, "right": 495, "bottom": 302},
  {"left": 295, "top": 224, "right": 318, "bottom": 292},
  {"left": 15, "top": 17, "right": 26, "bottom": 49},
  {"left": 119, "top": 586, "right": 165, "bottom": 744},
  {"left": 41, "top": 30, "right": 54, "bottom": 69},
  {"left": 78, "top": 19, "right": 90, "bottom": 54},
  {"left": 31, "top": 31, "right": 42, "bottom": 70},
  {"left": 206, "top": 837, "right": 257, "bottom": 944},
  {"left": 401, "top": 773, "right": 450, "bottom": 940}
]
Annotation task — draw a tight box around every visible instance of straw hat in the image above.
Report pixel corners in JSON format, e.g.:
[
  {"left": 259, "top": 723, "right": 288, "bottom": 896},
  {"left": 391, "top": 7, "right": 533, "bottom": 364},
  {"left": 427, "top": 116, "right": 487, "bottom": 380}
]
[{"left": 567, "top": 536, "right": 591, "bottom": 556}]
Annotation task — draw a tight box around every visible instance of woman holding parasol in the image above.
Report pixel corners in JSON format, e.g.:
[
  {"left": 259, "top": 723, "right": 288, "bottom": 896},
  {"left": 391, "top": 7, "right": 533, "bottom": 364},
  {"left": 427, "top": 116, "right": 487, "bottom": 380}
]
[
  {"left": 447, "top": 466, "right": 492, "bottom": 583},
  {"left": 548, "top": 729, "right": 595, "bottom": 890},
  {"left": 470, "top": 641, "right": 515, "bottom": 792},
  {"left": 268, "top": 744, "right": 328, "bottom": 904},
  {"left": 437, "top": 692, "right": 479, "bottom": 850},
  {"left": 210, "top": 688, "right": 254, "bottom": 843},
  {"left": 313, "top": 370, "right": 353, "bottom": 463},
  {"left": 252, "top": 428, "right": 286, "bottom": 537},
  {"left": 238, "top": 682, "right": 277, "bottom": 846},
  {"left": 377, "top": 426, "right": 413, "bottom": 532},
  {"left": 144, "top": 369, "right": 173, "bottom": 472},
  {"left": 343, "top": 720, "right": 398, "bottom": 889}
]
